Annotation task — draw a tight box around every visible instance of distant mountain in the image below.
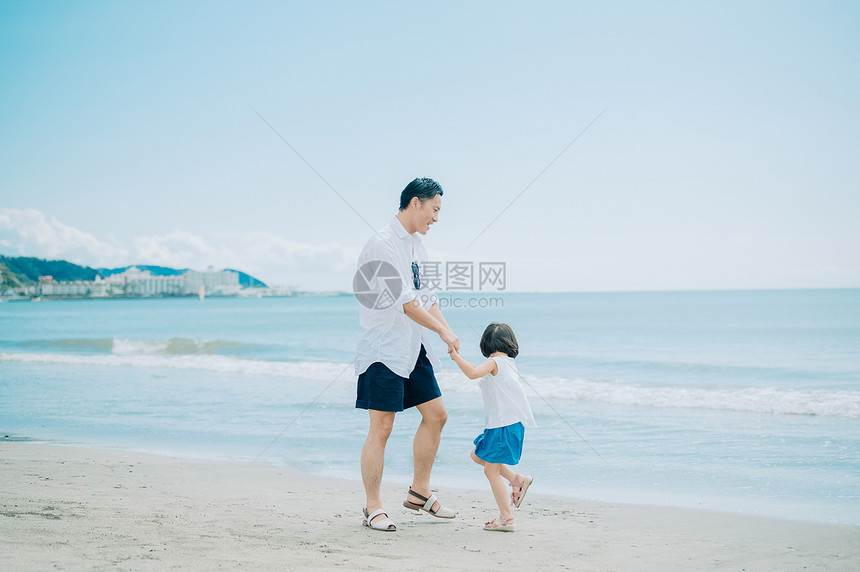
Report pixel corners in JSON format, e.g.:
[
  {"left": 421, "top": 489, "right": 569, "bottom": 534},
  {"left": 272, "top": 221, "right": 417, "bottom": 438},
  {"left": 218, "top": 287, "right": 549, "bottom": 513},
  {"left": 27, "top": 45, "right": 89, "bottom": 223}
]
[
  {"left": 0, "top": 255, "right": 101, "bottom": 284},
  {"left": 0, "top": 261, "right": 28, "bottom": 288},
  {"left": 0, "top": 256, "right": 268, "bottom": 289},
  {"left": 224, "top": 269, "right": 268, "bottom": 289}
]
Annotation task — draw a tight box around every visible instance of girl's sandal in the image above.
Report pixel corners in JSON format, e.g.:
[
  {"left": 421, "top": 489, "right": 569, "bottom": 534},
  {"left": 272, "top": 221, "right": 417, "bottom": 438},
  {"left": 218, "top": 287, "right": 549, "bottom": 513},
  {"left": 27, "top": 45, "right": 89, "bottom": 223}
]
[
  {"left": 510, "top": 474, "right": 533, "bottom": 508},
  {"left": 483, "top": 514, "right": 515, "bottom": 532}
]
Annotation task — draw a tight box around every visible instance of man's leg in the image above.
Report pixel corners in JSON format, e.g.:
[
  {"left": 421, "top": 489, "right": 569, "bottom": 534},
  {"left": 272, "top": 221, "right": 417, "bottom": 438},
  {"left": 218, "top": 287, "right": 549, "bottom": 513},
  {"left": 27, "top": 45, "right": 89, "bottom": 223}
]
[
  {"left": 407, "top": 396, "right": 447, "bottom": 511},
  {"left": 361, "top": 409, "right": 395, "bottom": 524}
]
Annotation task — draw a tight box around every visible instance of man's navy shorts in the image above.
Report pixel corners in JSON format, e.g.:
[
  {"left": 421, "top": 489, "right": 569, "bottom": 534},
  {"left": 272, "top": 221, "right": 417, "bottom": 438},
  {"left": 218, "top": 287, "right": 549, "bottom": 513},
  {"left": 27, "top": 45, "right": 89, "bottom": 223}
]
[{"left": 355, "top": 345, "right": 442, "bottom": 412}]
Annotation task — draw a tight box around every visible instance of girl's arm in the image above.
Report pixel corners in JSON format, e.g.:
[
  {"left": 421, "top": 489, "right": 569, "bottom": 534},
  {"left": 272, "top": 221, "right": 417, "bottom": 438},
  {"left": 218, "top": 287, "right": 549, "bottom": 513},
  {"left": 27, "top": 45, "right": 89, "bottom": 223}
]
[{"left": 449, "top": 350, "right": 498, "bottom": 380}]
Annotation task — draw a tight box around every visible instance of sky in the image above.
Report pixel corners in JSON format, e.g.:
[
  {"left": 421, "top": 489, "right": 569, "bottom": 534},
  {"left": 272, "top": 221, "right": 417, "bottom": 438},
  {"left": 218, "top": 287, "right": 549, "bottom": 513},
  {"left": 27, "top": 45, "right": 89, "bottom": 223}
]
[{"left": 1, "top": 0, "right": 858, "bottom": 292}]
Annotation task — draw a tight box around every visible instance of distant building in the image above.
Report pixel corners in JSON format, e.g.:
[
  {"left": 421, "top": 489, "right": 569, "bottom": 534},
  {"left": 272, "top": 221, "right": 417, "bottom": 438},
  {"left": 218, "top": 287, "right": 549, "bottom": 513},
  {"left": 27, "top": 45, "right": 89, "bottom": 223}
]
[
  {"left": 27, "top": 266, "right": 243, "bottom": 299},
  {"left": 185, "top": 267, "right": 240, "bottom": 295},
  {"left": 104, "top": 267, "right": 186, "bottom": 297},
  {"left": 37, "top": 275, "right": 109, "bottom": 297}
]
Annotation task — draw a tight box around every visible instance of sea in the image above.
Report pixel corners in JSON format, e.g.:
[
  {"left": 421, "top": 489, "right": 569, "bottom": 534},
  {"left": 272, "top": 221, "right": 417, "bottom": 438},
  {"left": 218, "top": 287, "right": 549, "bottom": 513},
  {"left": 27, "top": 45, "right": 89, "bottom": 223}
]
[{"left": 1, "top": 290, "right": 858, "bottom": 526}]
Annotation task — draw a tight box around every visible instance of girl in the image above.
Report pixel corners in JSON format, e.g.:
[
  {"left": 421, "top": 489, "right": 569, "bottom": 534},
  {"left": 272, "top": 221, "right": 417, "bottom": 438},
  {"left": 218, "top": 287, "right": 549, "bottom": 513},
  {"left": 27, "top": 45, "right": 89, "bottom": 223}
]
[{"left": 449, "top": 322, "right": 536, "bottom": 532}]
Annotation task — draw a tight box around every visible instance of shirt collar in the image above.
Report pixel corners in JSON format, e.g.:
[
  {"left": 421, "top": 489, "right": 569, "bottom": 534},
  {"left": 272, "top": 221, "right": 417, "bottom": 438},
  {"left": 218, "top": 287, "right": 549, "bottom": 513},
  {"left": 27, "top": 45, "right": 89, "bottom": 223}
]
[{"left": 389, "top": 216, "right": 412, "bottom": 239}]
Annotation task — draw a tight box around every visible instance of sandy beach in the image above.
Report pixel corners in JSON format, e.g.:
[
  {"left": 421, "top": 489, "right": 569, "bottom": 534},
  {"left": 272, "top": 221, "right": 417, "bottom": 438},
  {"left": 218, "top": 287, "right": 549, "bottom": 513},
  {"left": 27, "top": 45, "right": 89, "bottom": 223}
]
[{"left": 0, "top": 443, "right": 856, "bottom": 571}]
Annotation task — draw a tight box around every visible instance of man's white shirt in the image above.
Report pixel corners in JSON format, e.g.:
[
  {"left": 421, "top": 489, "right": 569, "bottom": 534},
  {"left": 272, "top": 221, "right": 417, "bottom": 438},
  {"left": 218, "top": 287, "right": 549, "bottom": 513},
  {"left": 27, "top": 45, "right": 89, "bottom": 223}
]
[{"left": 354, "top": 217, "right": 442, "bottom": 378}]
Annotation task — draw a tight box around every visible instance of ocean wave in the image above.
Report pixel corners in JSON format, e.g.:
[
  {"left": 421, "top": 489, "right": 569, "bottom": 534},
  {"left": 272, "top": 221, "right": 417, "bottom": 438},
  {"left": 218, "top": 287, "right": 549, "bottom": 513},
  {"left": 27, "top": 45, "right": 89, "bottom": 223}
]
[
  {"left": 2, "top": 351, "right": 858, "bottom": 418},
  {"left": 19, "top": 338, "right": 116, "bottom": 352},
  {"left": 0, "top": 351, "right": 351, "bottom": 380},
  {"left": 435, "top": 371, "right": 860, "bottom": 419},
  {"left": 111, "top": 338, "right": 247, "bottom": 355},
  {"left": 14, "top": 337, "right": 248, "bottom": 356}
]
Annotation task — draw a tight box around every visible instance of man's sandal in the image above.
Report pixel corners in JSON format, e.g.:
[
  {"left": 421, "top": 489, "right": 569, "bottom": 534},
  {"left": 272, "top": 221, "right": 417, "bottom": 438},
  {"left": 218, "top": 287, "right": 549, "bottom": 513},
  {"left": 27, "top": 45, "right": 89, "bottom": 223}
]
[
  {"left": 363, "top": 507, "right": 396, "bottom": 532},
  {"left": 402, "top": 488, "right": 457, "bottom": 519},
  {"left": 511, "top": 474, "right": 533, "bottom": 508}
]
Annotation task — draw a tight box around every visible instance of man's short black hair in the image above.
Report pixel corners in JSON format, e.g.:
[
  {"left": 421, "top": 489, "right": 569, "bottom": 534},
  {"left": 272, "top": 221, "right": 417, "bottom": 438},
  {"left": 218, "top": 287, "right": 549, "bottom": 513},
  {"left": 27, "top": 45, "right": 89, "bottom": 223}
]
[
  {"left": 480, "top": 322, "right": 519, "bottom": 358},
  {"left": 399, "top": 178, "right": 443, "bottom": 211}
]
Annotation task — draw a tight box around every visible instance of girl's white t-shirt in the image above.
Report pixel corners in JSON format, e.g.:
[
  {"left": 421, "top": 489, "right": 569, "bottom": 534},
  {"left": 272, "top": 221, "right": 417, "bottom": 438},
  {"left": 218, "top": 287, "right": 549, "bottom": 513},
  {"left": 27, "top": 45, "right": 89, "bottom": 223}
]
[{"left": 477, "top": 355, "right": 537, "bottom": 430}]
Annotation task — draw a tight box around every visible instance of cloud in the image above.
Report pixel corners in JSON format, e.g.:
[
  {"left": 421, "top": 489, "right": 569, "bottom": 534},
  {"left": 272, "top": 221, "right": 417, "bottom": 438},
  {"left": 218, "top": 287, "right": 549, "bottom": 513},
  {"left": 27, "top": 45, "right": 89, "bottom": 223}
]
[
  {"left": 133, "top": 231, "right": 216, "bottom": 268},
  {"left": 0, "top": 209, "right": 357, "bottom": 289},
  {"left": 217, "top": 231, "right": 358, "bottom": 288},
  {"left": 133, "top": 230, "right": 358, "bottom": 288},
  {"left": 0, "top": 208, "right": 128, "bottom": 267}
]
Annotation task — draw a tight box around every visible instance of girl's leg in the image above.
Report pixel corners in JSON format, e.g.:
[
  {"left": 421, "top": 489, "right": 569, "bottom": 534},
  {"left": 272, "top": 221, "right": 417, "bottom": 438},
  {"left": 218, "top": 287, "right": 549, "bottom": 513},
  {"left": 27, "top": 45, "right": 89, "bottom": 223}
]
[
  {"left": 483, "top": 462, "right": 513, "bottom": 518},
  {"left": 499, "top": 464, "right": 516, "bottom": 483},
  {"left": 471, "top": 450, "right": 517, "bottom": 485}
]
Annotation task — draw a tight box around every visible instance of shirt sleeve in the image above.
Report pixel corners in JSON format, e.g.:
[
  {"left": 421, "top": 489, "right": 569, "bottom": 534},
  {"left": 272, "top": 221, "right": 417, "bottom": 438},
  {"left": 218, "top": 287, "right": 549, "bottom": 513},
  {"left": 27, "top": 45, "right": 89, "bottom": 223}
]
[
  {"left": 416, "top": 241, "right": 438, "bottom": 311},
  {"left": 358, "top": 238, "right": 415, "bottom": 314}
]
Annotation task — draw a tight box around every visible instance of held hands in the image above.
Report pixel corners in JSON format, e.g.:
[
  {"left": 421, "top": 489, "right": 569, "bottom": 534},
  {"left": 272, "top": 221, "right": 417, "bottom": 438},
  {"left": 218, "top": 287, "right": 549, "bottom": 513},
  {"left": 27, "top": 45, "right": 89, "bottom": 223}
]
[
  {"left": 440, "top": 329, "right": 459, "bottom": 355},
  {"left": 447, "top": 340, "right": 463, "bottom": 362}
]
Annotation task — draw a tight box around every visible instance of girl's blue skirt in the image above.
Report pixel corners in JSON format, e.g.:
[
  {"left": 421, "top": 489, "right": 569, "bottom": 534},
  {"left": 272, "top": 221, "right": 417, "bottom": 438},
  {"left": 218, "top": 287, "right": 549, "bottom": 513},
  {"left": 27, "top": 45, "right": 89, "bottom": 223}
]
[{"left": 473, "top": 422, "right": 525, "bottom": 465}]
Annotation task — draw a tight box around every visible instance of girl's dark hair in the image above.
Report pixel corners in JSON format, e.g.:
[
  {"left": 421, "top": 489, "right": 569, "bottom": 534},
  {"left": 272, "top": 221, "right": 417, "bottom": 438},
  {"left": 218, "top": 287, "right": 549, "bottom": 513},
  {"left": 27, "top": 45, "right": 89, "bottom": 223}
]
[
  {"left": 480, "top": 322, "right": 519, "bottom": 358},
  {"left": 399, "top": 177, "right": 443, "bottom": 210}
]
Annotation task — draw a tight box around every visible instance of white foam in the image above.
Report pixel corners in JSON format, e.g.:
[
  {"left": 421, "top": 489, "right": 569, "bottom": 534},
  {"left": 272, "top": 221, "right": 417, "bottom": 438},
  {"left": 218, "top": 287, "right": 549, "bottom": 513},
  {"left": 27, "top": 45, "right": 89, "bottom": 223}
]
[
  {"left": 3, "top": 351, "right": 858, "bottom": 418},
  {"left": 0, "top": 351, "right": 351, "bottom": 381},
  {"left": 437, "top": 371, "right": 860, "bottom": 418},
  {"left": 112, "top": 338, "right": 171, "bottom": 355},
  {"left": 110, "top": 337, "right": 241, "bottom": 355}
]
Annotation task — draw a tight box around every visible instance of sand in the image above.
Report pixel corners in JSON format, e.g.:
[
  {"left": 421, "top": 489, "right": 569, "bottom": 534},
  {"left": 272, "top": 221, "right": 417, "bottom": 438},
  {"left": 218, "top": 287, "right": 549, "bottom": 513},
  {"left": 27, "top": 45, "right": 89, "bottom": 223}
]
[{"left": 1, "top": 442, "right": 857, "bottom": 571}]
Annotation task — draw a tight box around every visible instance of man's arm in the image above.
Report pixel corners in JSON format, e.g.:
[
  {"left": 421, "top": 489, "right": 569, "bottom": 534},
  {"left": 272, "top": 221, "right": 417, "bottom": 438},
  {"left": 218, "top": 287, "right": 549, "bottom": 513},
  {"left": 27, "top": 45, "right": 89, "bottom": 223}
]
[
  {"left": 427, "top": 303, "right": 450, "bottom": 331},
  {"left": 403, "top": 299, "right": 459, "bottom": 353},
  {"left": 428, "top": 302, "right": 459, "bottom": 353}
]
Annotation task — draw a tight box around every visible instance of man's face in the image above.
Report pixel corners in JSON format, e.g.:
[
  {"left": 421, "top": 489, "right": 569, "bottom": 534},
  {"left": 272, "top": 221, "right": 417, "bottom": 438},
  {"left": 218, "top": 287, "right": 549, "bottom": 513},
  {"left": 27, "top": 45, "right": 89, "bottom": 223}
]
[{"left": 415, "top": 194, "right": 442, "bottom": 235}]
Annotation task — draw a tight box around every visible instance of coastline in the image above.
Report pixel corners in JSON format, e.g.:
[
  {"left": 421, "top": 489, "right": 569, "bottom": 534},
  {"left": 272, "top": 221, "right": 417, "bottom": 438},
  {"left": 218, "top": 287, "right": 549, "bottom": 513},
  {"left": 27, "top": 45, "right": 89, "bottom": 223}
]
[{"left": 1, "top": 443, "right": 857, "bottom": 571}]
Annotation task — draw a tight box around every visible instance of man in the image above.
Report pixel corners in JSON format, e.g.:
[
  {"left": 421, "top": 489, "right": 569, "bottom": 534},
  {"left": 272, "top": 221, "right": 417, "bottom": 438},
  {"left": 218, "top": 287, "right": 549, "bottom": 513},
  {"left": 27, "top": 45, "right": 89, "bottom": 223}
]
[{"left": 354, "top": 177, "right": 460, "bottom": 532}]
